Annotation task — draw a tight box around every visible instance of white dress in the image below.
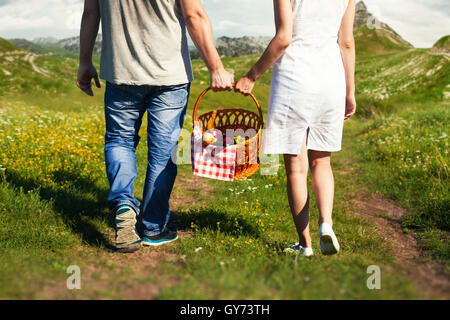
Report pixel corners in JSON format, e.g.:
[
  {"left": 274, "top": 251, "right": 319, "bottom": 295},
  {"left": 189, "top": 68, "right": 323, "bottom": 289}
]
[{"left": 263, "top": 0, "right": 350, "bottom": 154}]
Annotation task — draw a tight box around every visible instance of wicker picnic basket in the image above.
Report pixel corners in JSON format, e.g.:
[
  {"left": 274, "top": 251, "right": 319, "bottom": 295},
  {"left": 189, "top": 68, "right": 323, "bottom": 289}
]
[{"left": 192, "top": 86, "right": 264, "bottom": 181}]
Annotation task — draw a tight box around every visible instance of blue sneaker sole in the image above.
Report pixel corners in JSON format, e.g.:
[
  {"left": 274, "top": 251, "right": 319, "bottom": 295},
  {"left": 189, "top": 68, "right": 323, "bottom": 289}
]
[{"left": 141, "top": 234, "right": 179, "bottom": 247}]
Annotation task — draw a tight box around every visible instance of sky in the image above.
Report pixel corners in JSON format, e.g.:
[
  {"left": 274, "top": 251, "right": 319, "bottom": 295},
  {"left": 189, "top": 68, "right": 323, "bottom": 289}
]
[{"left": 0, "top": 0, "right": 449, "bottom": 48}]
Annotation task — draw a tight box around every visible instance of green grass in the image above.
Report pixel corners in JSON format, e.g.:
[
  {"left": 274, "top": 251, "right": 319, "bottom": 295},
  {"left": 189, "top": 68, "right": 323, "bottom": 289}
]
[
  {"left": 0, "top": 45, "right": 101, "bottom": 105},
  {"left": 350, "top": 47, "right": 450, "bottom": 265},
  {"left": 355, "top": 49, "right": 449, "bottom": 116},
  {"left": 348, "top": 106, "right": 449, "bottom": 265},
  {"left": 0, "top": 38, "right": 18, "bottom": 52},
  {"left": 354, "top": 26, "right": 412, "bottom": 56},
  {"left": 433, "top": 35, "right": 450, "bottom": 51},
  {"left": 8, "top": 39, "right": 53, "bottom": 55},
  {"left": 156, "top": 157, "right": 417, "bottom": 299},
  {"left": 1, "top": 99, "right": 417, "bottom": 299},
  {"left": 0, "top": 40, "right": 447, "bottom": 298}
]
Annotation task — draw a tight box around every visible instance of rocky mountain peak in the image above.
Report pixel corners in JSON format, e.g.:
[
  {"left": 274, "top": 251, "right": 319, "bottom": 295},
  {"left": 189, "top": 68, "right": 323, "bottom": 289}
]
[
  {"left": 354, "top": 1, "right": 413, "bottom": 48},
  {"left": 215, "top": 36, "right": 272, "bottom": 57},
  {"left": 355, "top": 1, "right": 371, "bottom": 27}
]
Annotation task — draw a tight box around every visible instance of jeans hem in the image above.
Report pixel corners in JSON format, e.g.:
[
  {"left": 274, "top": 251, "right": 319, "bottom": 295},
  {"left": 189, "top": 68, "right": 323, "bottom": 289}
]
[
  {"left": 112, "top": 201, "right": 140, "bottom": 215},
  {"left": 142, "top": 230, "right": 162, "bottom": 237}
]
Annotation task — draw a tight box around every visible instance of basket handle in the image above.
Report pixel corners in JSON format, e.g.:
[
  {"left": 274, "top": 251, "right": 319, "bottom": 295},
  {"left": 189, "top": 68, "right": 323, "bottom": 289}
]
[{"left": 192, "top": 85, "right": 264, "bottom": 129}]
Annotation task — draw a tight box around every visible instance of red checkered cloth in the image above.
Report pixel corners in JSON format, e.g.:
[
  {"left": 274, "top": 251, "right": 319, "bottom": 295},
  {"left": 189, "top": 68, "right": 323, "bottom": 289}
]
[{"left": 191, "top": 124, "right": 237, "bottom": 181}]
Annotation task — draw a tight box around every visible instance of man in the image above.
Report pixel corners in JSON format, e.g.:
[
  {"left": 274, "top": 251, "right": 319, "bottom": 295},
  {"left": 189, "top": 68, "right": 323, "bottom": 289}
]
[{"left": 77, "top": 0, "right": 233, "bottom": 253}]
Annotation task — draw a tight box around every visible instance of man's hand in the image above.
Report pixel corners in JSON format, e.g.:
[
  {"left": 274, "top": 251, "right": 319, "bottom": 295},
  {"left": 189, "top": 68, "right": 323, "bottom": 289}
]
[
  {"left": 180, "top": 0, "right": 232, "bottom": 91},
  {"left": 344, "top": 94, "right": 357, "bottom": 121},
  {"left": 210, "top": 68, "right": 234, "bottom": 92},
  {"left": 78, "top": 0, "right": 100, "bottom": 96},
  {"left": 77, "top": 63, "right": 101, "bottom": 96},
  {"left": 234, "top": 75, "right": 255, "bottom": 96}
]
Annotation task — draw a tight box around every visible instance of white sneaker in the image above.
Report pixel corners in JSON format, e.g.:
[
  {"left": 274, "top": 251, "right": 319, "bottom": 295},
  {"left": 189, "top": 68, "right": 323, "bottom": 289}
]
[
  {"left": 319, "top": 223, "right": 340, "bottom": 255},
  {"left": 300, "top": 246, "right": 314, "bottom": 257},
  {"left": 284, "top": 242, "right": 314, "bottom": 257}
]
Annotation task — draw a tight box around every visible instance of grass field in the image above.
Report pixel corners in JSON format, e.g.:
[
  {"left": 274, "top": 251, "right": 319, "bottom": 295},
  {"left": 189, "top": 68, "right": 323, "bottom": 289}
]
[
  {"left": 351, "top": 49, "right": 450, "bottom": 266},
  {"left": 0, "top": 38, "right": 448, "bottom": 299}
]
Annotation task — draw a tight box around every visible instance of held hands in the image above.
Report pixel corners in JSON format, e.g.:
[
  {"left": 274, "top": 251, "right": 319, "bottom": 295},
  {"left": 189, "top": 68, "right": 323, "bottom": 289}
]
[
  {"left": 210, "top": 68, "right": 234, "bottom": 92},
  {"left": 234, "top": 75, "right": 256, "bottom": 96},
  {"left": 77, "top": 63, "right": 101, "bottom": 96},
  {"left": 344, "top": 94, "right": 357, "bottom": 121}
]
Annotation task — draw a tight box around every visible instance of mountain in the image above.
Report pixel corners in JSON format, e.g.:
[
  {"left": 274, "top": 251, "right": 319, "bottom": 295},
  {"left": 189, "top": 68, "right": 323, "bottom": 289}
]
[
  {"left": 215, "top": 36, "right": 271, "bottom": 57},
  {"left": 56, "top": 34, "right": 102, "bottom": 56},
  {"left": 354, "top": 1, "right": 413, "bottom": 55},
  {"left": 431, "top": 35, "right": 450, "bottom": 55},
  {"left": 211, "top": 1, "right": 412, "bottom": 58},
  {"left": 8, "top": 38, "right": 52, "bottom": 55},
  {"left": 26, "top": 35, "right": 102, "bottom": 57},
  {"left": 15, "top": 1, "right": 412, "bottom": 59},
  {"left": 32, "top": 37, "right": 59, "bottom": 45},
  {"left": 8, "top": 38, "right": 78, "bottom": 58}
]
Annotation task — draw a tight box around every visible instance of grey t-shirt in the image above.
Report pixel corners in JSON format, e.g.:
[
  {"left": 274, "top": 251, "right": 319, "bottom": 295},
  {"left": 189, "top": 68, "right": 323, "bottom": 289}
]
[{"left": 98, "top": 0, "right": 193, "bottom": 86}]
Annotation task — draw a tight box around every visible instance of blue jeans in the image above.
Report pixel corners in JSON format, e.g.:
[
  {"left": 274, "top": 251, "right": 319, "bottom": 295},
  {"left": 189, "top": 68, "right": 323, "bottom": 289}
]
[{"left": 104, "top": 81, "right": 190, "bottom": 236}]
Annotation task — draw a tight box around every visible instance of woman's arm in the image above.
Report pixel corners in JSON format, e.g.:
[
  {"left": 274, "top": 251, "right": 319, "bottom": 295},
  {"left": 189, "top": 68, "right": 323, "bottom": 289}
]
[
  {"left": 338, "top": 0, "right": 357, "bottom": 121},
  {"left": 235, "top": 0, "right": 293, "bottom": 95}
]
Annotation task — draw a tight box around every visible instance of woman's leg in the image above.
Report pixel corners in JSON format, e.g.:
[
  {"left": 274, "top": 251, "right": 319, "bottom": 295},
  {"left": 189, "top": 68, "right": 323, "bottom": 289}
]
[
  {"left": 308, "top": 150, "right": 334, "bottom": 226},
  {"left": 284, "top": 134, "right": 311, "bottom": 248}
]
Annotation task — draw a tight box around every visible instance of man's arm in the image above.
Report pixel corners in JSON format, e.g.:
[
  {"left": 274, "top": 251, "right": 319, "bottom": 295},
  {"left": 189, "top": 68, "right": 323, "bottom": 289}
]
[
  {"left": 179, "top": 0, "right": 233, "bottom": 92},
  {"left": 77, "top": 0, "right": 101, "bottom": 96}
]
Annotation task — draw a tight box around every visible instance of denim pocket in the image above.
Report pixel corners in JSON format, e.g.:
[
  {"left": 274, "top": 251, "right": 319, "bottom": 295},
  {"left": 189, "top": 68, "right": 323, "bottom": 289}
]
[
  {"left": 106, "top": 81, "right": 150, "bottom": 110},
  {"left": 158, "top": 84, "right": 189, "bottom": 108},
  {"left": 105, "top": 82, "right": 136, "bottom": 110}
]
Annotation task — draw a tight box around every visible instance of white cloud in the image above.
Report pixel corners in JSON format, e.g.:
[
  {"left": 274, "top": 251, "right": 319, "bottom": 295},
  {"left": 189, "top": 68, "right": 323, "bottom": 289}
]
[
  {"left": 0, "top": 0, "right": 448, "bottom": 47},
  {"left": 0, "top": 0, "right": 84, "bottom": 39},
  {"left": 202, "top": 0, "right": 450, "bottom": 47},
  {"left": 203, "top": 0, "right": 275, "bottom": 37},
  {"left": 363, "top": 0, "right": 450, "bottom": 47},
  {"left": 214, "top": 20, "right": 244, "bottom": 31}
]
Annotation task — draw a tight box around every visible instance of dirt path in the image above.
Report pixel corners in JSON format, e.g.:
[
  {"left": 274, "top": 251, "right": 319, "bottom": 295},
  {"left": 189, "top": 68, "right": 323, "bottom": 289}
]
[
  {"left": 0, "top": 51, "right": 49, "bottom": 76},
  {"left": 339, "top": 166, "right": 450, "bottom": 299},
  {"left": 24, "top": 53, "right": 50, "bottom": 76},
  {"left": 35, "top": 169, "right": 210, "bottom": 299},
  {"left": 34, "top": 158, "right": 449, "bottom": 299}
]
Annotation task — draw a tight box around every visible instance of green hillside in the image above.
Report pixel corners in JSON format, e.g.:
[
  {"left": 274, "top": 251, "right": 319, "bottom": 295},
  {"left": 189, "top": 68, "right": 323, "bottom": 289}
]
[
  {"left": 356, "top": 48, "right": 450, "bottom": 114},
  {"left": 8, "top": 38, "right": 51, "bottom": 55},
  {"left": 9, "top": 38, "right": 79, "bottom": 58},
  {"left": 432, "top": 35, "right": 450, "bottom": 54},
  {"left": 353, "top": 48, "right": 449, "bottom": 263},
  {"left": 0, "top": 38, "right": 101, "bottom": 108},
  {"left": 0, "top": 37, "right": 18, "bottom": 52},
  {"left": 0, "top": 35, "right": 448, "bottom": 298},
  {"left": 355, "top": 26, "right": 413, "bottom": 55}
]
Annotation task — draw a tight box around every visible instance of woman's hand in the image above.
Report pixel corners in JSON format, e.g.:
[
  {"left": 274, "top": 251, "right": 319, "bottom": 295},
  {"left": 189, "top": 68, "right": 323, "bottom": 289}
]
[
  {"left": 344, "top": 94, "right": 357, "bottom": 121},
  {"left": 234, "top": 75, "right": 256, "bottom": 96}
]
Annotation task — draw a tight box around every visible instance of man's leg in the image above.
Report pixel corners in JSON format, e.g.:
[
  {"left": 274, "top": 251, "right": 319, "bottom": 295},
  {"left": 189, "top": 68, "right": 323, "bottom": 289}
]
[
  {"left": 104, "top": 82, "right": 146, "bottom": 252},
  {"left": 140, "top": 83, "right": 190, "bottom": 244}
]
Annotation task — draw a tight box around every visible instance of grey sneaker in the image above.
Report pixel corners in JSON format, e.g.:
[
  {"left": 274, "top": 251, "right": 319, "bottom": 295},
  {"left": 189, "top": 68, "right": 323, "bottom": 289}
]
[{"left": 115, "top": 205, "right": 141, "bottom": 253}]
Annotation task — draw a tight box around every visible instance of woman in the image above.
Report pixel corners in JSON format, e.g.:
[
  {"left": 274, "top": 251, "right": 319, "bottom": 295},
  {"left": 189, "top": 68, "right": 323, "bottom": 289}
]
[{"left": 235, "top": 0, "right": 356, "bottom": 256}]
